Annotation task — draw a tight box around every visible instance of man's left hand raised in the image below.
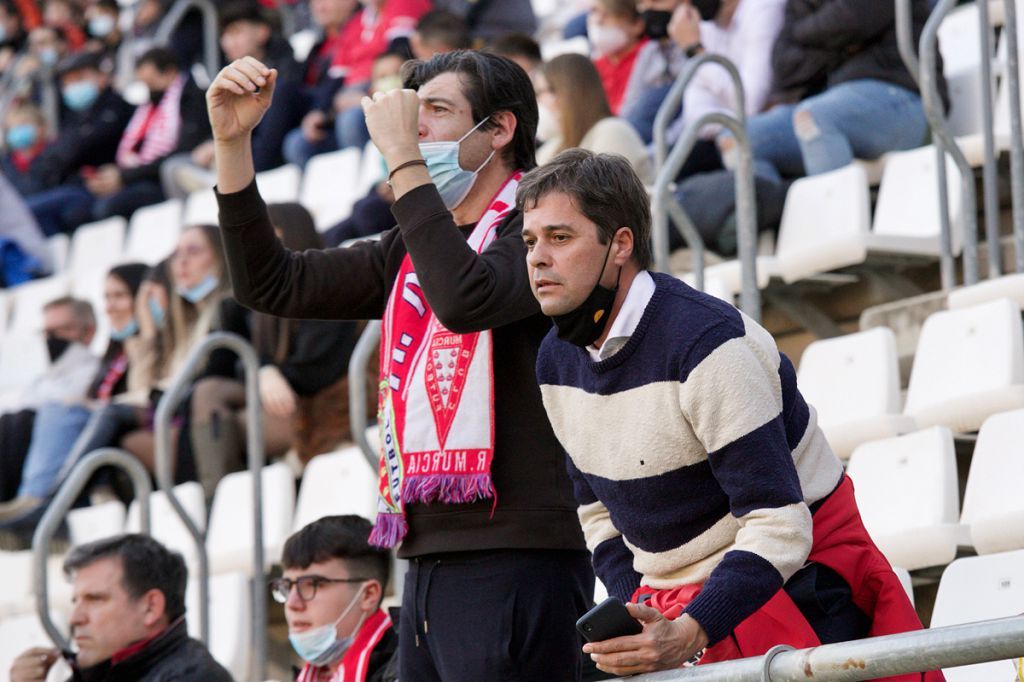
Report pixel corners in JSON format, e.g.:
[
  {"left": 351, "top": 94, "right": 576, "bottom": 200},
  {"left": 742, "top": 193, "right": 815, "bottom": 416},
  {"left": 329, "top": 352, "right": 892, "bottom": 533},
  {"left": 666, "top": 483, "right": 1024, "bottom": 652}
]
[{"left": 583, "top": 602, "right": 709, "bottom": 675}]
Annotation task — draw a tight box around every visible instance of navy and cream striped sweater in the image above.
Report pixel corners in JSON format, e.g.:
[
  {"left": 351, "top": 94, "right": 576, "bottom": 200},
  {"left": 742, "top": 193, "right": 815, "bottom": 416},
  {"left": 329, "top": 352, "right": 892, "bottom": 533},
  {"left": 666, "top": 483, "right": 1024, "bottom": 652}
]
[{"left": 537, "top": 273, "right": 843, "bottom": 645}]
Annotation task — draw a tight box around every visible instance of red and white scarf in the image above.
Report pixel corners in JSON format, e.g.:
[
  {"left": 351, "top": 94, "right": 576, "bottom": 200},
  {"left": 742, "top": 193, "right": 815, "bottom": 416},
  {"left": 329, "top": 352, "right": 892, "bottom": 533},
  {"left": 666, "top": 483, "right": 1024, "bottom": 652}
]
[
  {"left": 296, "top": 609, "right": 392, "bottom": 682},
  {"left": 368, "top": 173, "right": 520, "bottom": 548},
  {"left": 116, "top": 74, "right": 185, "bottom": 169}
]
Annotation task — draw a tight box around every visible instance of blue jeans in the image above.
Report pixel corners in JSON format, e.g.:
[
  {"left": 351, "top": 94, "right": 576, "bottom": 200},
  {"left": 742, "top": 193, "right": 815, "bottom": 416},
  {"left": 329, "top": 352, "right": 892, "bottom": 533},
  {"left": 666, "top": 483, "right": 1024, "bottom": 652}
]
[
  {"left": 622, "top": 82, "right": 676, "bottom": 145},
  {"left": 282, "top": 126, "right": 339, "bottom": 169},
  {"left": 28, "top": 180, "right": 165, "bottom": 234},
  {"left": 738, "top": 79, "right": 929, "bottom": 182},
  {"left": 335, "top": 107, "right": 371, "bottom": 150},
  {"left": 18, "top": 403, "right": 92, "bottom": 498}
]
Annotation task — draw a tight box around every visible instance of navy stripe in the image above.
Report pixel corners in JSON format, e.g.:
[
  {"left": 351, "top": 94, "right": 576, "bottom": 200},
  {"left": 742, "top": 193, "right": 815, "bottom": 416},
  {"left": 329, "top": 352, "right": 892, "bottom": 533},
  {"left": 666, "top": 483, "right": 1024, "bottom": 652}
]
[
  {"left": 778, "top": 354, "right": 810, "bottom": 449},
  {"left": 584, "top": 462, "right": 732, "bottom": 554},
  {"left": 593, "top": 536, "right": 643, "bottom": 602},
  {"left": 565, "top": 456, "right": 598, "bottom": 505},
  {"left": 684, "top": 549, "right": 784, "bottom": 645},
  {"left": 707, "top": 417, "right": 804, "bottom": 518}
]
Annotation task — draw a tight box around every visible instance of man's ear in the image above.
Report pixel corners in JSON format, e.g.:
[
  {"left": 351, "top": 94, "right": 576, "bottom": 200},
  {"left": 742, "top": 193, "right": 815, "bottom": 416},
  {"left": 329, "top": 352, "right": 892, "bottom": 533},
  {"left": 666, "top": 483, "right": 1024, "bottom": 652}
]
[
  {"left": 141, "top": 588, "right": 167, "bottom": 629},
  {"left": 359, "top": 580, "right": 383, "bottom": 613},
  {"left": 613, "top": 226, "right": 635, "bottom": 265},
  {"left": 489, "top": 110, "right": 517, "bottom": 153}
]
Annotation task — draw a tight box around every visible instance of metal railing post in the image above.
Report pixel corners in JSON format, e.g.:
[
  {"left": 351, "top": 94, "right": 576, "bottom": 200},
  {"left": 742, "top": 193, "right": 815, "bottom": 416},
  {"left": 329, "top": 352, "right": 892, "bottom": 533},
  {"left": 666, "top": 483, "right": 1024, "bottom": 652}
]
[
  {"left": 978, "top": 0, "right": 1002, "bottom": 276},
  {"left": 154, "top": 332, "right": 266, "bottom": 681},
  {"left": 348, "top": 321, "right": 382, "bottom": 470},
  {"left": 154, "top": 0, "right": 220, "bottom": 79},
  {"left": 1003, "top": 0, "right": 1024, "bottom": 273},
  {"left": 32, "top": 448, "right": 152, "bottom": 653},
  {"left": 921, "top": 0, "right": 980, "bottom": 286},
  {"left": 652, "top": 111, "right": 760, "bottom": 320},
  {"left": 615, "top": 615, "right": 1024, "bottom": 681},
  {"left": 653, "top": 54, "right": 747, "bottom": 173}
]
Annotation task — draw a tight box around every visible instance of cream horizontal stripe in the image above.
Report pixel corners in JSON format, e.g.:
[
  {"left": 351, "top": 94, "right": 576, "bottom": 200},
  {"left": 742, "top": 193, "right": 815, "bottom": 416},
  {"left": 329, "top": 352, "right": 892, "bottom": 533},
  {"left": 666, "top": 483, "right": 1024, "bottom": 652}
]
[
  {"left": 578, "top": 499, "right": 622, "bottom": 553},
  {"left": 679, "top": 335, "right": 783, "bottom": 453},
  {"left": 734, "top": 501, "right": 812, "bottom": 583},
  {"left": 741, "top": 313, "right": 783, "bottom": 372},
  {"left": 624, "top": 514, "right": 740, "bottom": 583},
  {"left": 541, "top": 382, "right": 708, "bottom": 480},
  {"left": 791, "top": 404, "right": 844, "bottom": 505}
]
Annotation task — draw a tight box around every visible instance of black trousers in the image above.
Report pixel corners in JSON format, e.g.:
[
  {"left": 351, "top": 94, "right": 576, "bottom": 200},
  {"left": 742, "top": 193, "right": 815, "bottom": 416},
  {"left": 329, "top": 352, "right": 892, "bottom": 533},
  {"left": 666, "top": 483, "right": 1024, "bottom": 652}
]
[{"left": 399, "top": 548, "right": 594, "bottom": 682}]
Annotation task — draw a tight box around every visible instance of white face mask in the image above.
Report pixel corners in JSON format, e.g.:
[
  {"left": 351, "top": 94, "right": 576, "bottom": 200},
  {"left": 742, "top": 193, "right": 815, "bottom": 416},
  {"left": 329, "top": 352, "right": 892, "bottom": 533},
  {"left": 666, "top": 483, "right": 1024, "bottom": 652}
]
[
  {"left": 588, "top": 18, "right": 631, "bottom": 58},
  {"left": 536, "top": 104, "right": 561, "bottom": 144},
  {"left": 288, "top": 584, "right": 366, "bottom": 667}
]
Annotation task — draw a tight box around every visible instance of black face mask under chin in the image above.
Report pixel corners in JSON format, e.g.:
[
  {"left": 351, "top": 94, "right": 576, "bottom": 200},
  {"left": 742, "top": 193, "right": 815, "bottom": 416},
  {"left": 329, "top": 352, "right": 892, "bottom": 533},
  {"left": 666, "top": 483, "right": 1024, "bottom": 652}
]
[
  {"left": 46, "top": 335, "right": 71, "bottom": 363},
  {"left": 552, "top": 241, "right": 620, "bottom": 348},
  {"left": 641, "top": 9, "right": 673, "bottom": 39}
]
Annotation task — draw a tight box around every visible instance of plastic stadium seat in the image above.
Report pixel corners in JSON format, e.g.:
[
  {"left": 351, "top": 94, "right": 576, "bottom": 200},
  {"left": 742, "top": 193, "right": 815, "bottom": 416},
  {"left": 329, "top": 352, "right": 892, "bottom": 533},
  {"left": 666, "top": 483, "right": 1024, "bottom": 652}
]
[
  {"left": 939, "top": 3, "right": 986, "bottom": 139},
  {"left": 947, "top": 272, "right": 1024, "bottom": 310},
  {"left": 68, "top": 217, "right": 127, "bottom": 283},
  {"left": 903, "top": 298, "right": 1024, "bottom": 433},
  {"left": 0, "top": 329, "right": 49, "bottom": 397},
  {"left": 960, "top": 408, "right": 1024, "bottom": 554},
  {"left": 300, "top": 148, "right": 362, "bottom": 231},
  {"left": 773, "top": 163, "right": 870, "bottom": 283},
  {"left": 797, "top": 327, "right": 915, "bottom": 459},
  {"left": 846, "top": 426, "right": 960, "bottom": 571},
  {"left": 66, "top": 500, "right": 127, "bottom": 547},
  {"left": 893, "top": 566, "right": 915, "bottom": 607},
  {"left": 358, "top": 141, "right": 385, "bottom": 198},
  {"left": 0, "top": 551, "right": 72, "bottom": 619},
  {"left": 47, "top": 233, "right": 70, "bottom": 275},
  {"left": 206, "top": 462, "right": 296, "bottom": 576},
  {"left": 124, "top": 199, "right": 183, "bottom": 265},
  {"left": 256, "top": 163, "right": 302, "bottom": 204},
  {"left": 9, "top": 273, "right": 70, "bottom": 332},
  {"left": 127, "top": 482, "right": 206, "bottom": 570},
  {"left": 930, "top": 550, "right": 1024, "bottom": 681},
  {"left": 0, "top": 290, "right": 8, "bottom": 342},
  {"left": 679, "top": 272, "right": 734, "bottom": 304},
  {"left": 186, "top": 571, "right": 251, "bottom": 681},
  {"left": 0, "top": 611, "right": 72, "bottom": 682},
  {"left": 867, "top": 145, "right": 964, "bottom": 258},
  {"left": 292, "top": 447, "right": 378, "bottom": 532},
  {"left": 183, "top": 188, "right": 218, "bottom": 226}
]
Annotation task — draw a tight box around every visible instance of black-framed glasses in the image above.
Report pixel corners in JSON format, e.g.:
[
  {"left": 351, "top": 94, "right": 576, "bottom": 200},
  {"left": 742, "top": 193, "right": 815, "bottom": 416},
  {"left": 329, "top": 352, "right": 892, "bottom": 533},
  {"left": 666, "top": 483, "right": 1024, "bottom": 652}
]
[{"left": 269, "top": 576, "right": 366, "bottom": 604}]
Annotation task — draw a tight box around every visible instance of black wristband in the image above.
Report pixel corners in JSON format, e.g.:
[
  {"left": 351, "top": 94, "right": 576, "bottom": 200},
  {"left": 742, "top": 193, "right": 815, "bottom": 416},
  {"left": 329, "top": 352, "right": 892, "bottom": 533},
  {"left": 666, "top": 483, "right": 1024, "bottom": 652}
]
[
  {"left": 387, "top": 158, "right": 427, "bottom": 186},
  {"left": 684, "top": 42, "right": 704, "bottom": 58}
]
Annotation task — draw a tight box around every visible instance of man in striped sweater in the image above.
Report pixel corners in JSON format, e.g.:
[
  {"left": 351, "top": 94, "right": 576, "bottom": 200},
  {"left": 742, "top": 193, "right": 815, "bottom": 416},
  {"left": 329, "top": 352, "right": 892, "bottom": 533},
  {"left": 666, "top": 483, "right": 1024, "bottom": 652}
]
[{"left": 518, "top": 149, "right": 936, "bottom": 679}]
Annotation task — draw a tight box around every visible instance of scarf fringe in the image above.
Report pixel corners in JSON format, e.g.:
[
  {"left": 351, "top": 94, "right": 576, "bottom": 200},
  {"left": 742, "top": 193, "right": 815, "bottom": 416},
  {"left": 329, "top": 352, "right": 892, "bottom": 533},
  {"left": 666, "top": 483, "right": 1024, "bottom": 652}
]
[
  {"left": 403, "top": 473, "right": 495, "bottom": 505},
  {"left": 369, "top": 513, "right": 408, "bottom": 548}
]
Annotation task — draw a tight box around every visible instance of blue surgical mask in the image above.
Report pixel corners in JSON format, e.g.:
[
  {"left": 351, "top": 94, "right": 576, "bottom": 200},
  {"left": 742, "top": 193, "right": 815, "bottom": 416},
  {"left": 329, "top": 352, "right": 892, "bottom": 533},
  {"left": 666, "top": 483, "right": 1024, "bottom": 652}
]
[
  {"left": 176, "top": 274, "right": 219, "bottom": 303},
  {"left": 6, "top": 124, "right": 37, "bottom": 151},
  {"left": 88, "top": 15, "right": 116, "bottom": 38},
  {"left": 418, "top": 117, "right": 496, "bottom": 210},
  {"left": 62, "top": 81, "right": 100, "bottom": 112},
  {"left": 288, "top": 586, "right": 365, "bottom": 667},
  {"left": 39, "top": 47, "right": 59, "bottom": 67},
  {"left": 147, "top": 296, "right": 166, "bottom": 328},
  {"left": 109, "top": 318, "right": 139, "bottom": 340}
]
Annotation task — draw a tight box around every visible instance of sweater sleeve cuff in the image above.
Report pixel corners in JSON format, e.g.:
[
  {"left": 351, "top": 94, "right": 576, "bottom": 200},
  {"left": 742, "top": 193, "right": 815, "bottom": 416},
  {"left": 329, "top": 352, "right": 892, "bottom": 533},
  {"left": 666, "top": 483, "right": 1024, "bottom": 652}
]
[
  {"left": 390, "top": 183, "right": 451, "bottom": 234},
  {"left": 682, "top": 584, "right": 751, "bottom": 646},
  {"left": 215, "top": 178, "right": 266, "bottom": 231}
]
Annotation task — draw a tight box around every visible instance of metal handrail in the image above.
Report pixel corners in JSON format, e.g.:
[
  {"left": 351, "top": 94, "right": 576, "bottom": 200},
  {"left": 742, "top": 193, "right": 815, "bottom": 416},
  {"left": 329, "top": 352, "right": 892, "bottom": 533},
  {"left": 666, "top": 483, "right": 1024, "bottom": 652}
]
[
  {"left": 153, "top": 331, "right": 266, "bottom": 681},
  {"left": 652, "top": 111, "right": 761, "bottom": 321},
  {"left": 921, "top": 0, "right": 980, "bottom": 286},
  {"left": 978, "top": 0, "right": 1002, "bottom": 277},
  {"left": 653, "top": 54, "right": 747, "bottom": 172},
  {"left": 154, "top": 0, "right": 220, "bottom": 80},
  {"left": 614, "top": 615, "right": 1024, "bottom": 680},
  {"left": 32, "top": 448, "right": 153, "bottom": 653},
  {"left": 348, "top": 321, "right": 382, "bottom": 470},
  {"left": 1003, "top": 0, "right": 1024, "bottom": 273}
]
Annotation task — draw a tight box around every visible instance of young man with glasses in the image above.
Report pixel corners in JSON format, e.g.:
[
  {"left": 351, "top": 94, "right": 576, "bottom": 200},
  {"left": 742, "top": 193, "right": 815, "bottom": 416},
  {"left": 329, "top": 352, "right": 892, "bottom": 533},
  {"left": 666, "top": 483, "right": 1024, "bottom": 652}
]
[{"left": 272, "top": 515, "right": 396, "bottom": 682}]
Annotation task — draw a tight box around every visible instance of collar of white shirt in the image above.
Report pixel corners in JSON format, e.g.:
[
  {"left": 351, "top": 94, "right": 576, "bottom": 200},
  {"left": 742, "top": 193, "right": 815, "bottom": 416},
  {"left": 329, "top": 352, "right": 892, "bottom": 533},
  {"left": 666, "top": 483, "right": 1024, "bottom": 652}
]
[{"left": 587, "top": 270, "right": 656, "bottom": 362}]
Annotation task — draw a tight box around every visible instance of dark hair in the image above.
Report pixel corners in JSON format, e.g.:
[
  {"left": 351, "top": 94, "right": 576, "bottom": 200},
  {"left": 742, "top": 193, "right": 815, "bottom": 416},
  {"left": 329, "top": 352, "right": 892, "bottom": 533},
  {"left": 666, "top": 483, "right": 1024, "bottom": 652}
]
[
  {"left": 95, "top": 0, "right": 120, "bottom": 13},
  {"left": 543, "top": 53, "right": 613, "bottom": 151},
  {"left": 487, "top": 33, "right": 542, "bottom": 70},
  {"left": 218, "top": 0, "right": 272, "bottom": 33},
  {"left": 516, "top": 149, "right": 653, "bottom": 269},
  {"left": 267, "top": 203, "right": 322, "bottom": 252},
  {"left": 63, "top": 534, "right": 187, "bottom": 622},
  {"left": 282, "top": 515, "right": 390, "bottom": 589},
  {"left": 402, "top": 50, "right": 537, "bottom": 171},
  {"left": 43, "top": 295, "right": 96, "bottom": 330},
  {"left": 414, "top": 9, "right": 471, "bottom": 51},
  {"left": 136, "top": 46, "right": 178, "bottom": 72},
  {"left": 108, "top": 262, "right": 149, "bottom": 298}
]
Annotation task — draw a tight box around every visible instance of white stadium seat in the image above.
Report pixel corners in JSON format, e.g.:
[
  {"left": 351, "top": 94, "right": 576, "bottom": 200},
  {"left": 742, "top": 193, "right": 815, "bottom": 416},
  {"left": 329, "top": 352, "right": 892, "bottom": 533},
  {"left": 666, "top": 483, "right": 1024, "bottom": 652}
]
[
  {"left": 0, "top": 611, "right": 72, "bottom": 682},
  {"left": 124, "top": 199, "right": 182, "bottom": 265},
  {"left": 797, "top": 327, "right": 915, "bottom": 459},
  {"left": 960, "top": 408, "right": 1024, "bottom": 554},
  {"left": 183, "top": 188, "right": 219, "bottom": 227},
  {"left": 0, "top": 329, "right": 50, "bottom": 398},
  {"left": 947, "top": 272, "right": 1024, "bottom": 311},
  {"left": 127, "top": 482, "right": 206, "bottom": 570},
  {"left": 66, "top": 500, "right": 127, "bottom": 547},
  {"left": 46, "top": 233, "right": 70, "bottom": 275},
  {"left": 292, "top": 447, "right": 378, "bottom": 532},
  {"left": 256, "top": 163, "right": 303, "bottom": 204},
  {"left": 68, "top": 217, "right": 127, "bottom": 283},
  {"left": 9, "top": 273, "right": 70, "bottom": 332},
  {"left": 846, "top": 426, "right": 960, "bottom": 571},
  {"left": 300, "top": 148, "right": 363, "bottom": 231},
  {"left": 186, "top": 571, "right": 252, "bottom": 682},
  {"left": 931, "top": 550, "right": 1024, "bottom": 681},
  {"left": 903, "top": 298, "right": 1024, "bottom": 433}
]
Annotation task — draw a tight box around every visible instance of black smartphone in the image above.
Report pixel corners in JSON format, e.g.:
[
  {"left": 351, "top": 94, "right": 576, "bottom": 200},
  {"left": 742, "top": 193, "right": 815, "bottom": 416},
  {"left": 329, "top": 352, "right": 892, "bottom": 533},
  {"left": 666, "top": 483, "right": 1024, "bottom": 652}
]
[{"left": 576, "top": 597, "right": 643, "bottom": 642}]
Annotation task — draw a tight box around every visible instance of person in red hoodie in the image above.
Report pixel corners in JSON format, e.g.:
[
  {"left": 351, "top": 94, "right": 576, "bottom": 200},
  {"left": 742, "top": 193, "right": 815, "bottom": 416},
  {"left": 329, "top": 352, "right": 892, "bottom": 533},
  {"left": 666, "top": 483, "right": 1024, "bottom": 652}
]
[{"left": 589, "top": 0, "right": 647, "bottom": 115}]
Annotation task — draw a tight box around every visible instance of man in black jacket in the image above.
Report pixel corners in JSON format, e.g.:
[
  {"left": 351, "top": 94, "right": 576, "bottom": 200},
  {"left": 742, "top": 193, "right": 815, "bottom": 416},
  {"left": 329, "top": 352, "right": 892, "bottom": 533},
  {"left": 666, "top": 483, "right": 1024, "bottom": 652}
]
[
  {"left": 208, "top": 50, "right": 593, "bottom": 680},
  {"left": 8, "top": 534, "right": 231, "bottom": 682},
  {"left": 27, "top": 47, "right": 211, "bottom": 235}
]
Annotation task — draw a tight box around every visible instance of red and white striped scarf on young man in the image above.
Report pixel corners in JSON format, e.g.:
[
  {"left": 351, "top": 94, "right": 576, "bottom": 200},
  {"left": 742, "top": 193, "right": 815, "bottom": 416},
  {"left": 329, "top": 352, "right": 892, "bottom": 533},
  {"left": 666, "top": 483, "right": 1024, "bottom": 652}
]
[{"left": 115, "top": 74, "right": 185, "bottom": 169}]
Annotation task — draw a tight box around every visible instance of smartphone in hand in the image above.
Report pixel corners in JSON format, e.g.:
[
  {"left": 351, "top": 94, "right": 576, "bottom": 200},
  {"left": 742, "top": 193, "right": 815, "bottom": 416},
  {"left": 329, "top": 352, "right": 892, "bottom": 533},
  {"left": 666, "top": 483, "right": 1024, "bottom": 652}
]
[{"left": 576, "top": 597, "right": 643, "bottom": 642}]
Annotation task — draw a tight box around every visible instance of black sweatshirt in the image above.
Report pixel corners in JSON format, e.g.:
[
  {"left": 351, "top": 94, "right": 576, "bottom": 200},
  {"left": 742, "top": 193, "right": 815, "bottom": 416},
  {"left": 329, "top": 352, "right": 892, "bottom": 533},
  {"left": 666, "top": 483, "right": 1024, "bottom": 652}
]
[{"left": 216, "top": 179, "right": 587, "bottom": 559}]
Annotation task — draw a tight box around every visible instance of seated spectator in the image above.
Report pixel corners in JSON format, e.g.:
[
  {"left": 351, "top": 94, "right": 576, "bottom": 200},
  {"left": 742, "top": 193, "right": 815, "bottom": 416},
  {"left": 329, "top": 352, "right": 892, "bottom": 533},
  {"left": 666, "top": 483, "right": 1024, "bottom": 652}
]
[
  {"left": 408, "top": 8, "right": 471, "bottom": 61},
  {"left": 20, "top": 50, "right": 133, "bottom": 199},
  {"left": 535, "top": 53, "right": 653, "bottom": 184},
  {"left": 588, "top": 0, "right": 646, "bottom": 115},
  {"left": 13, "top": 24, "right": 68, "bottom": 78},
  {"left": 128, "top": 0, "right": 204, "bottom": 72},
  {"left": 0, "top": 172, "right": 51, "bottom": 284},
  {"left": 487, "top": 32, "right": 542, "bottom": 76},
  {"left": 42, "top": 0, "right": 85, "bottom": 52},
  {"left": 0, "top": 264, "right": 148, "bottom": 523},
  {"left": 1, "top": 102, "right": 49, "bottom": 196},
  {"left": 161, "top": 1, "right": 305, "bottom": 199},
  {"left": 82, "top": 0, "right": 123, "bottom": 56},
  {"left": 717, "top": 0, "right": 942, "bottom": 188},
  {"left": 432, "top": 0, "right": 537, "bottom": 43},
  {"left": 8, "top": 534, "right": 232, "bottom": 681},
  {"left": 0, "top": 0, "right": 30, "bottom": 75},
  {"left": 26, "top": 47, "right": 210, "bottom": 234},
  {"left": 272, "top": 515, "right": 396, "bottom": 682},
  {"left": 190, "top": 203, "right": 361, "bottom": 497}
]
